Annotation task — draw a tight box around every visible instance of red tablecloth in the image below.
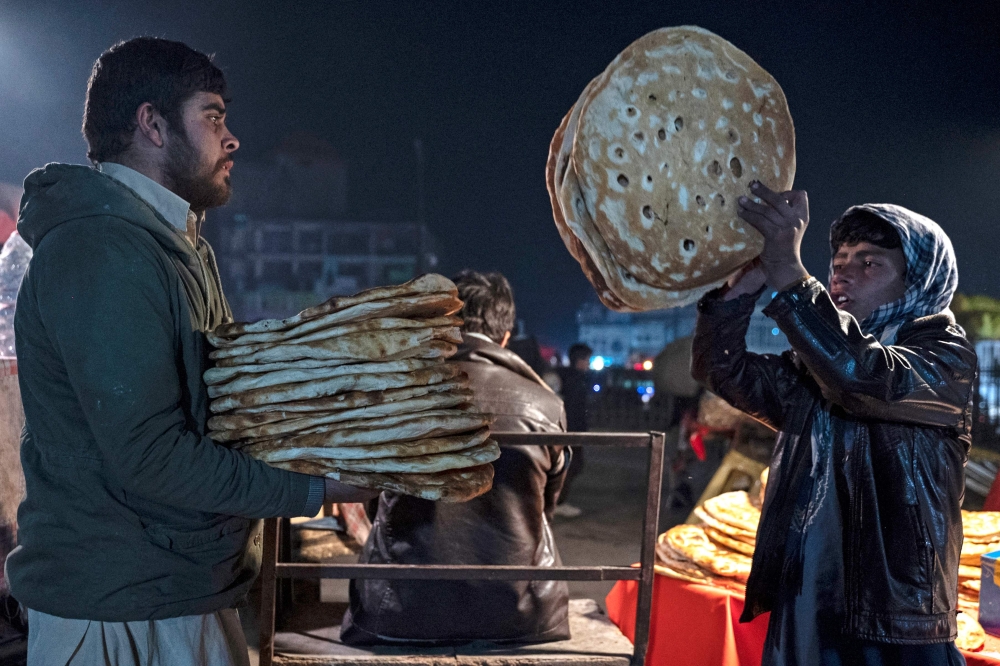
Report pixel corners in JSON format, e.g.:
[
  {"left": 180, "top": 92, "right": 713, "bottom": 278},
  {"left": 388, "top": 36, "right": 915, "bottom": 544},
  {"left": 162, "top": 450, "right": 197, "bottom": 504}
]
[{"left": 606, "top": 575, "right": 1000, "bottom": 666}]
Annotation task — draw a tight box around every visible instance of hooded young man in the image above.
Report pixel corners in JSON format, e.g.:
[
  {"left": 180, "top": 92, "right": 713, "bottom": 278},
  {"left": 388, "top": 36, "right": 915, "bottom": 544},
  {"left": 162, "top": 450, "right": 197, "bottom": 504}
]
[
  {"left": 7, "top": 38, "right": 375, "bottom": 665},
  {"left": 692, "top": 181, "right": 976, "bottom": 666}
]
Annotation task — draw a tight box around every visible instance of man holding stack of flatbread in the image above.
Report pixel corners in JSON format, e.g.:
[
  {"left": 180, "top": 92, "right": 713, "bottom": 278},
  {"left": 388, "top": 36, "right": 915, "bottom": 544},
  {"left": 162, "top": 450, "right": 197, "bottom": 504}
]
[
  {"left": 341, "top": 270, "right": 571, "bottom": 645},
  {"left": 7, "top": 38, "right": 375, "bottom": 666}
]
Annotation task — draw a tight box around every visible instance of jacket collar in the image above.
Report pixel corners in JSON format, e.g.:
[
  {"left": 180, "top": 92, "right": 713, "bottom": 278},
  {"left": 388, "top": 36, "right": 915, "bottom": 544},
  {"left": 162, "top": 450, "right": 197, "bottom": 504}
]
[{"left": 452, "top": 333, "right": 551, "bottom": 391}]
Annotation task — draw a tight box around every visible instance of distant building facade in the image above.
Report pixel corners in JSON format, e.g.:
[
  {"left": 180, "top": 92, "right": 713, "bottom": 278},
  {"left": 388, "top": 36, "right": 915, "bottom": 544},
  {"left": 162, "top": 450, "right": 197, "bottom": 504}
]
[{"left": 577, "top": 294, "right": 790, "bottom": 367}]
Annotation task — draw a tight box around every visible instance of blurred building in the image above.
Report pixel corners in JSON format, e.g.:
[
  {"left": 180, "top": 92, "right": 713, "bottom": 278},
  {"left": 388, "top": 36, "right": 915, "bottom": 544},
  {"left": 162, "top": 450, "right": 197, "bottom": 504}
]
[
  {"left": 207, "top": 134, "right": 438, "bottom": 322},
  {"left": 576, "top": 295, "right": 791, "bottom": 367}
]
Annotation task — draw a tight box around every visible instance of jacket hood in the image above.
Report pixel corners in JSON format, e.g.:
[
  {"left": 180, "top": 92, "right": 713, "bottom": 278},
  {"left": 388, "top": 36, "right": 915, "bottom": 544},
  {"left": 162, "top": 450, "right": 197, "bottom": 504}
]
[
  {"left": 832, "top": 203, "right": 958, "bottom": 340},
  {"left": 452, "top": 334, "right": 553, "bottom": 392},
  {"left": 17, "top": 163, "right": 190, "bottom": 257}
]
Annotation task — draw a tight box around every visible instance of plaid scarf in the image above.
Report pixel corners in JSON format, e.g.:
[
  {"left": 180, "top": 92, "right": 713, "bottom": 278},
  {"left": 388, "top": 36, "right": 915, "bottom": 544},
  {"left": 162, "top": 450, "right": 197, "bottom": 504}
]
[{"left": 830, "top": 203, "right": 958, "bottom": 343}]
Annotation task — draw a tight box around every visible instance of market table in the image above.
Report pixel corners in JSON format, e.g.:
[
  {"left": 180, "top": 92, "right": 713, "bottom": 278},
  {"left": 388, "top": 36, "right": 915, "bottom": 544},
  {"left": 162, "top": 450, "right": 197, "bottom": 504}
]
[{"left": 606, "top": 573, "right": 1000, "bottom": 666}]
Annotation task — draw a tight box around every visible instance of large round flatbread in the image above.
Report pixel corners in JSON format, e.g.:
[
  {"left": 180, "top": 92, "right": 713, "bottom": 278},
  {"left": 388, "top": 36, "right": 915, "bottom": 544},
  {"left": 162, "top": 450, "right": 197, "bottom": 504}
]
[
  {"left": 959, "top": 564, "right": 981, "bottom": 581},
  {"left": 693, "top": 506, "right": 756, "bottom": 543},
  {"left": 963, "top": 511, "right": 1000, "bottom": 542},
  {"left": 962, "top": 539, "right": 1000, "bottom": 566},
  {"left": 212, "top": 273, "right": 458, "bottom": 338},
  {"left": 214, "top": 340, "right": 457, "bottom": 369},
  {"left": 552, "top": 78, "right": 714, "bottom": 311},
  {"left": 662, "top": 524, "right": 752, "bottom": 582},
  {"left": 208, "top": 381, "right": 470, "bottom": 427},
  {"left": 210, "top": 326, "right": 462, "bottom": 365},
  {"left": 248, "top": 427, "right": 490, "bottom": 463},
  {"left": 704, "top": 526, "right": 755, "bottom": 556},
  {"left": 956, "top": 612, "right": 986, "bottom": 652},
  {"left": 573, "top": 26, "right": 794, "bottom": 291},
  {"left": 274, "top": 462, "right": 495, "bottom": 503},
  {"left": 210, "top": 364, "right": 465, "bottom": 413},
  {"left": 209, "top": 389, "right": 473, "bottom": 438},
  {"left": 273, "top": 440, "right": 501, "bottom": 475},
  {"left": 701, "top": 491, "right": 761, "bottom": 534},
  {"left": 243, "top": 409, "right": 492, "bottom": 452}
]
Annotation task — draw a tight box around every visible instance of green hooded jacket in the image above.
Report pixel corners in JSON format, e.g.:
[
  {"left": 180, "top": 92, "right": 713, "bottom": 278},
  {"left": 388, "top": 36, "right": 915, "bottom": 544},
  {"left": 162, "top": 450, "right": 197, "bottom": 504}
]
[{"left": 7, "top": 164, "right": 314, "bottom": 621}]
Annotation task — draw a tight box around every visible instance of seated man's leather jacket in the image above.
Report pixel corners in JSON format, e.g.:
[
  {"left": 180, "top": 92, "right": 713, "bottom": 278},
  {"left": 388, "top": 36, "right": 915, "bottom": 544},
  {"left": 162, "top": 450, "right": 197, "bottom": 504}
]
[
  {"left": 341, "top": 333, "right": 569, "bottom": 645},
  {"left": 692, "top": 278, "right": 976, "bottom": 644}
]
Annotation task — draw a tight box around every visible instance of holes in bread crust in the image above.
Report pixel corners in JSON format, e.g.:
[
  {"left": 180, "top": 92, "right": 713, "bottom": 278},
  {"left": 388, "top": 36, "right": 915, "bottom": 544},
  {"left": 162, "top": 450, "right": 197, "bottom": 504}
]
[
  {"left": 716, "top": 194, "right": 726, "bottom": 207},
  {"left": 683, "top": 239, "right": 696, "bottom": 252},
  {"left": 615, "top": 147, "right": 625, "bottom": 159},
  {"left": 626, "top": 107, "right": 637, "bottom": 117},
  {"left": 657, "top": 128, "right": 667, "bottom": 141},
  {"left": 730, "top": 157, "right": 743, "bottom": 178},
  {"left": 617, "top": 174, "right": 629, "bottom": 187},
  {"left": 727, "top": 128, "right": 740, "bottom": 144},
  {"left": 674, "top": 117, "right": 684, "bottom": 131},
  {"left": 645, "top": 175, "right": 653, "bottom": 185},
  {"left": 648, "top": 94, "right": 657, "bottom": 101},
  {"left": 633, "top": 131, "right": 644, "bottom": 142},
  {"left": 709, "top": 160, "right": 723, "bottom": 176},
  {"left": 696, "top": 195, "right": 706, "bottom": 207},
  {"left": 642, "top": 205, "right": 653, "bottom": 220}
]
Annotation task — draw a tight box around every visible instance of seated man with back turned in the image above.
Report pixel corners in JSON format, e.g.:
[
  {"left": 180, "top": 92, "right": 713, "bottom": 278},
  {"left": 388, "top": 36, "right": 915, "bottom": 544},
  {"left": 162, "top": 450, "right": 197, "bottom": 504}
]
[{"left": 342, "top": 270, "right": 571, "bottom": 645}]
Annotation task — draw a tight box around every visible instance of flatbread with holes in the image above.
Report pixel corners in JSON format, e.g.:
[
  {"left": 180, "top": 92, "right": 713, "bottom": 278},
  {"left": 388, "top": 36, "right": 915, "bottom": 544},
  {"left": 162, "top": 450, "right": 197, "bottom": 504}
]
[
  {"left": 212, "top": 274, "right": 458, "bottom": 337},
  {"left": 247, "top": 427, "right": 490, "bottom": 462},
  {"left": 662, "top": 524, "right": 752, "bottom": 582},
  {"left": 210, "top": 364, "right": 465, "bottom": 413},
  {"left": 961, "top": 539, "right": 1000, "bottom": 565},
  {"left": 214, "top": 339, "right": 457, "bottom": 369},
  {"left": 209, "top": 388, "right": 473, "bottom": 435},
  {"left": 243, "top": 409, "right": 492, "bottom": 452},
  {"left": 702, "top": 491, "right": 761, "bottom": 534},
  {"left": 573, "top": 26, "right": 794, "bottom": 291},
  {"left": 272, "top": 462, "right": 495, "bottom": 503},
  {"left": 704, "top": 526, "right": 755, "bottom": 556},
  {"left": 207, "top": 358, "right": 439, "bottom": 398},
  {"left": 963, "top": 510, "right": 1000, "bottom": 542}
]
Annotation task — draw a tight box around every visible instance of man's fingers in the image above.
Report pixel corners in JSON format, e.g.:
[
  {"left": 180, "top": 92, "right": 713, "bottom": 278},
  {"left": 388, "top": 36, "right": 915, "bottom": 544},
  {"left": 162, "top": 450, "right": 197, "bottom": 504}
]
[
  {"left": 750, "top": 181, "right": 793, "bottom": 215},
  {"left": 736, "top": 206, "right": 777, "bottom": 236},
  {"left": 738, "top": 197, "right": 785, "bottom": 228}
]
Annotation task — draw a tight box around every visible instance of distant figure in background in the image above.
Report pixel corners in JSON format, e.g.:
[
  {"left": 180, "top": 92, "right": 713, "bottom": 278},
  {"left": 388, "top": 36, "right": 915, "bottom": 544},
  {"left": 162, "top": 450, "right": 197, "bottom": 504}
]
[
  {"left": 507, "top": 319, "right": 548, "bottom": 376},
  {"left": 554, "top": 342, "right": 592, "bottom": 518},
  {"left": 343, "top": 270, "right": 571, "bottom": 645}
]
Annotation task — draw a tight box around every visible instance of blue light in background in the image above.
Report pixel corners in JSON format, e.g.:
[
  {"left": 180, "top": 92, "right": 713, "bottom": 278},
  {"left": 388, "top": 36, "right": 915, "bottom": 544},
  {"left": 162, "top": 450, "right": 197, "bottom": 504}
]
[
  {"left": 589, "top": 356, "right": 606, "bottom": 371},
  {"left": 593, "top": 384, "right": 601, "bottom": 392}
]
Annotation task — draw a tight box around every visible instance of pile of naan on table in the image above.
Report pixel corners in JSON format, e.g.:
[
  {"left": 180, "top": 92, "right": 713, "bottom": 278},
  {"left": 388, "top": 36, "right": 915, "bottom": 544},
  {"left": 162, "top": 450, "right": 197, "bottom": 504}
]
[
  {"left": 206, "top": 274, "right": 497, "bottom": 503},
  {"left": 657, "top": 470, "right": 991, "bottom": 652}
]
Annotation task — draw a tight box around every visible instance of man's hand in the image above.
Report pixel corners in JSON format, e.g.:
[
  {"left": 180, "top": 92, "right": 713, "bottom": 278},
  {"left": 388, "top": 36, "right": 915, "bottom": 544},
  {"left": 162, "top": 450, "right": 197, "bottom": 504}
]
[
  {"left": 324, "top": 477, "right": 380, "bottom": 504},
  {"left": 737, "top": 181, "right": 810, "bottom": 291},
  {"left": 723, "top": 258, "right": 767, "bottom": 301}
]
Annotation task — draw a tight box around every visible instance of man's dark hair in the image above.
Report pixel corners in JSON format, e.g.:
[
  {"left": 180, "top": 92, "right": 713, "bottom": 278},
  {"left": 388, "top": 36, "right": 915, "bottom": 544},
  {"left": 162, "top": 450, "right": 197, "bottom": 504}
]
[
  {"left": 568, "top": 343, "right": 593, "bottom": 366},
  {"left": 452, "top": 270, "right": 516, "bottom": 344},
  {"left": 830, "top": 210, "right": 903, "bottom": 255},
  {"left": 83, "top": 37, "right": 229, "bottom": 164}
]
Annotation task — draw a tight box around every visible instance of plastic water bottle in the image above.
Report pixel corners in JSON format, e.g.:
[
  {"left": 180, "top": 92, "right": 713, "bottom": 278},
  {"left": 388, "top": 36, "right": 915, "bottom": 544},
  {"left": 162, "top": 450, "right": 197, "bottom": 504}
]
[{"left": 0, "top": 232, "right": 32, "bottom": 357}]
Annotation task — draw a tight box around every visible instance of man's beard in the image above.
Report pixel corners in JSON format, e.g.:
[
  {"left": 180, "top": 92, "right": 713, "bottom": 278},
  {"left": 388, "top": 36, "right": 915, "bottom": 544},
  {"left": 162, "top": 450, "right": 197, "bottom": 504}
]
[{"left": 163, "top": 130, "right": 232, "bottom": 213}]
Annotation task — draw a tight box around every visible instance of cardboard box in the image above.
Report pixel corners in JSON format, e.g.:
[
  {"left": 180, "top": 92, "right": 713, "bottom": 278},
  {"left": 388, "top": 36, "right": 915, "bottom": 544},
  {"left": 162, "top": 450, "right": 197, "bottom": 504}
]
[{"left": 981, "top": 550, "right": 1000, "bottom": 636}]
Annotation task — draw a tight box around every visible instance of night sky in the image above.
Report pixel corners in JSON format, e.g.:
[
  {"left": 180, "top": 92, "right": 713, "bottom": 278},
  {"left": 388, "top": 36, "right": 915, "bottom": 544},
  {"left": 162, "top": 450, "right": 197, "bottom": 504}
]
[{"left": 1, "top": 0, "right": 998, "bottom": 347}]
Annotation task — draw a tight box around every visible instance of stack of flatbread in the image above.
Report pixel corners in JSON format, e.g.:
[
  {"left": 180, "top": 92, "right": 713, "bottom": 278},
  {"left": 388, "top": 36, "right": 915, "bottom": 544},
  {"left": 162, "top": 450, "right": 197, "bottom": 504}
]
[
  {"left": 956, "top": 510, "right": 1000, "bottom": 618},
  {"left": 205, "top": 274, "right": 499, "bottom": 503},
  {"left": 657, "top": 493, "right": 988, "bottom": 651},
  {"left": 546, "top": 26, "right": 796, "bottom": 312}
]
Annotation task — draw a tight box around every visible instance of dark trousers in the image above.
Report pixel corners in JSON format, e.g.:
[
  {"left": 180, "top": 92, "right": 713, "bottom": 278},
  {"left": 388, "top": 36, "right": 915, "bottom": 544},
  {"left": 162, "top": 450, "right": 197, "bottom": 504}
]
[{"left": 819, "top": 639, "right": 966, "bottom": 666}]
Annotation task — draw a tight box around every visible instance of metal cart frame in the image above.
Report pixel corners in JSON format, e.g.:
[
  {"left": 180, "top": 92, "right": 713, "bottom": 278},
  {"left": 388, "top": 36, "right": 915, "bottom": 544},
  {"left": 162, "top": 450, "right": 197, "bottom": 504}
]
[{"left": 258, "top": 431, "right": 666, "bottom": 666}]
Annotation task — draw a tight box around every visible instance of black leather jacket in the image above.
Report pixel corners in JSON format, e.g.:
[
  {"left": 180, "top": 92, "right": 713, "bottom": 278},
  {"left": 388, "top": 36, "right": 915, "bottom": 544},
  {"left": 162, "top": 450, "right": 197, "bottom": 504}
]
[
  {"left": 341, "top": 333, "right": 569, "bottom": 645},
  {"left": 692, "top": 278, "right": 977, "bottom": 644}
]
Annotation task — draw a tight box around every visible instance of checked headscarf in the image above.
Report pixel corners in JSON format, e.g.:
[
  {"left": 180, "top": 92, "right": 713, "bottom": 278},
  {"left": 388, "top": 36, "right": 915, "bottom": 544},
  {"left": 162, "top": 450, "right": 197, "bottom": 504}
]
[{"left": 830, "top": 203, "right": 959, "bottom": 344}]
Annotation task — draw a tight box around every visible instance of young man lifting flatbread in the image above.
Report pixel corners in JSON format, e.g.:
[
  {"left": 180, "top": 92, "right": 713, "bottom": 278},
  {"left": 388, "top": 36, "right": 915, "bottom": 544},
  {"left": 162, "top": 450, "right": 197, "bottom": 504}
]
[
  {"left": 7, "top": 38, "right": 375, "bottom": 665},
  {"left": 692, "top": 181, "right": 975, "bottom": 665}
]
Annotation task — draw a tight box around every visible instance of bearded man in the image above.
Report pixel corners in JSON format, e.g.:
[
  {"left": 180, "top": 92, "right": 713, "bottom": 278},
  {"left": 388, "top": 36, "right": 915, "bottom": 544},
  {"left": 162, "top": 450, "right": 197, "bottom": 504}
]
[
  {"left": 693, "top": 181, "right": 976, "bottom": 666},
  {"left": 7, "top": 38, "right": 375, "bottom": 665}
]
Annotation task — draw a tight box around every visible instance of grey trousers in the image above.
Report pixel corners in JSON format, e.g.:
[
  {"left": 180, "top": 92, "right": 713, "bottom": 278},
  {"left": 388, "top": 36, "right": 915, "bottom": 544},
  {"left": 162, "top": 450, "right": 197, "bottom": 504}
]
[{"left": 27, "top": 608, "right": 251, "bottom": 666}]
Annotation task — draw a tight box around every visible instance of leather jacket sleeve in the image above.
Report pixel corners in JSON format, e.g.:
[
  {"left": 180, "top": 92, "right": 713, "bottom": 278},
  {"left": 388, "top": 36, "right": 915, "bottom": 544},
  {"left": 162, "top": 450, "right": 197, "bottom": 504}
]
[
  {"left": 692, "top": 286, "right": 809, "bottom": 431},
  {"left": 764, "top": 277, "right": 977, "bottom": 427}
]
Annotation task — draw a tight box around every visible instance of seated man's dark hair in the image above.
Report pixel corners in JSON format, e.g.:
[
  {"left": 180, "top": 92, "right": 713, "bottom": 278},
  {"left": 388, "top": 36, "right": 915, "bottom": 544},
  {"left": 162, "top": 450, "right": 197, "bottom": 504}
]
[
  {"left": 830, "top": 210, "right": 903, "bottom": 254},
  {"left": 452, "top": 270, "right": 516, "bottom": 344},
  {"left": 82, "top": 37, "right": 229, "bottom": 164},
  {"left": 568, "top": 343, "right": 593, "bottom": 366}
]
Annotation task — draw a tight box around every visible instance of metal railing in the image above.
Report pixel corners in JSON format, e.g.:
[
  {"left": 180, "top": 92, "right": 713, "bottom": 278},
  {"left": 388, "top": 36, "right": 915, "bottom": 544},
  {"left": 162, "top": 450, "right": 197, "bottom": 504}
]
[{"left": 258, "top": 431, "right": 666, "bottom": 666}]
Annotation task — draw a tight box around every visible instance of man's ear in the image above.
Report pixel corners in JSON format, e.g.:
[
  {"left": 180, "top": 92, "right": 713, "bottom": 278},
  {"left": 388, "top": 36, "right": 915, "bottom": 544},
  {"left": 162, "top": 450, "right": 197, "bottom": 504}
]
[
  {"left": 500, "top": 331, "right": 511, "bottom": 348},
  {"left": 135, "top": 102, "right": 167, "bottom": 149}
]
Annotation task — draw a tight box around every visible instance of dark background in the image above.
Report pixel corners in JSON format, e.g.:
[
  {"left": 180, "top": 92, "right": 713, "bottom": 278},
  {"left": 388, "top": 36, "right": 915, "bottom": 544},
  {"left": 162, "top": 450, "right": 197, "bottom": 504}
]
[{"left": 1, "top": 0, "right": 998, "bottom": 347}]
